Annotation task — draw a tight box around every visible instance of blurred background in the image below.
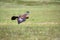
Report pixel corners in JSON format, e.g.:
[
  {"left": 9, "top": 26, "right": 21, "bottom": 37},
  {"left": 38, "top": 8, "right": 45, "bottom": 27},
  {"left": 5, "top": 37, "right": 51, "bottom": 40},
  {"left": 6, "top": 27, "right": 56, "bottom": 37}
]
[{"left": 0, "top": 0, "right": 60, "bottom": 40}]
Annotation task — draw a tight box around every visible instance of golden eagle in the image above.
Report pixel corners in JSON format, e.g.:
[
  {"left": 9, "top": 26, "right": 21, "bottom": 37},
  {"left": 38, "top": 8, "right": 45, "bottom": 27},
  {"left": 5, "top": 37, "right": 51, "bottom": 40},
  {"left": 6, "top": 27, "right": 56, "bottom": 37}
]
[{"left": 11, "top": 11, "right": 30, "bottom": 24}]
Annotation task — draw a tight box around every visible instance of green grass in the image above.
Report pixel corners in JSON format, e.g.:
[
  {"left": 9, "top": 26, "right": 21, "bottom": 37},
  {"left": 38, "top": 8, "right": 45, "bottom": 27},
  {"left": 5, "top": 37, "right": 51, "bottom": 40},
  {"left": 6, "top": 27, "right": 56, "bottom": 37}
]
[{"left": 0, "top": 2, "right": 60, "bottom": 40}]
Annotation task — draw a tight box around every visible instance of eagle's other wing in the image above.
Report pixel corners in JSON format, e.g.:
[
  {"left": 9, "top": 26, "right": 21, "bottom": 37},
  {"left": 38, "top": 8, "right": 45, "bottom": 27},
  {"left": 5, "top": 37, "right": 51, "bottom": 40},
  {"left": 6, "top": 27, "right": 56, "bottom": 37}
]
[{"left": 11, "top": 16, "right": 18, "bottom": 20}]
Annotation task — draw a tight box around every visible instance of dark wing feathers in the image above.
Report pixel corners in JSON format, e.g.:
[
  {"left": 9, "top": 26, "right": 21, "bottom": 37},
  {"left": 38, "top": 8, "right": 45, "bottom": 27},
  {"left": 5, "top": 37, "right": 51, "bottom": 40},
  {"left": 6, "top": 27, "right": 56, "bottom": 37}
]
[{"left": 11, "top": 16, "right": 18, "bottom": 20}]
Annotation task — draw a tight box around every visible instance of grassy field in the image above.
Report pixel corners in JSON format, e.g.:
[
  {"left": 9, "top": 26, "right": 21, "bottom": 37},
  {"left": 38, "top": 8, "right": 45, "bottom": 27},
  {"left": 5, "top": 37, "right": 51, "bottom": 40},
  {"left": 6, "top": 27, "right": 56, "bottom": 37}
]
[{"left": 0, "top": 1, "right": 60, "bottom": 40}]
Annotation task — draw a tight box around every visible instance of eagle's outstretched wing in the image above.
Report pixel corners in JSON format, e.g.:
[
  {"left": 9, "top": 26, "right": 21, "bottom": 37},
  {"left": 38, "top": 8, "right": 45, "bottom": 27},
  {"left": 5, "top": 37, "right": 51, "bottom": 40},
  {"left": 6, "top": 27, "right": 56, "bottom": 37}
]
[{"left": 11, "top": 16, "right": 18, "bottom": 20}]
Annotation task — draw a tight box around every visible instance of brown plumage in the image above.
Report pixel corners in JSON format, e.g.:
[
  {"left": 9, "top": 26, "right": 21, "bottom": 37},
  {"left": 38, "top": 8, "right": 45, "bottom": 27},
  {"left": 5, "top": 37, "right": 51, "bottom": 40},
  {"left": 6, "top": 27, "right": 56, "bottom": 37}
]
[{"left": 11, "top": 11, "right": 30, "bottom": 24}]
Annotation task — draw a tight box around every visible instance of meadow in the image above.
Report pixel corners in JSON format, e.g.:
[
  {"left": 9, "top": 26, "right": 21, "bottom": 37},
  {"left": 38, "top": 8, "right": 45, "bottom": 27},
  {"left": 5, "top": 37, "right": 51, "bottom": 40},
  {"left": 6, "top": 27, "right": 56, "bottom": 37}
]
[{"left": 0, "top": 1, "right": 60, "bottom": 40}]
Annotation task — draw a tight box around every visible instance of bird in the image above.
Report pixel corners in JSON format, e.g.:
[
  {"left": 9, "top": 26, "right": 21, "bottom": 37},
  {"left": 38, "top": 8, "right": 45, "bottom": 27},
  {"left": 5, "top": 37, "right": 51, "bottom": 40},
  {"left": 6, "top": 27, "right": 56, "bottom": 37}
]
[{"left": 11, "top": 11, "right": 30, "bottom": 24}]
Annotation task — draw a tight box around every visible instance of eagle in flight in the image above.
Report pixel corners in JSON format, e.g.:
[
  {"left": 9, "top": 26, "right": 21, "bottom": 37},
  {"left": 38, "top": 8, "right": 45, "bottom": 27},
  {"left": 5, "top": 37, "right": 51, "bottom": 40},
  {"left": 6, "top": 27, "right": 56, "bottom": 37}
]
[{"left": 11, "top": 11, "right": 30, "bottom": 24}]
